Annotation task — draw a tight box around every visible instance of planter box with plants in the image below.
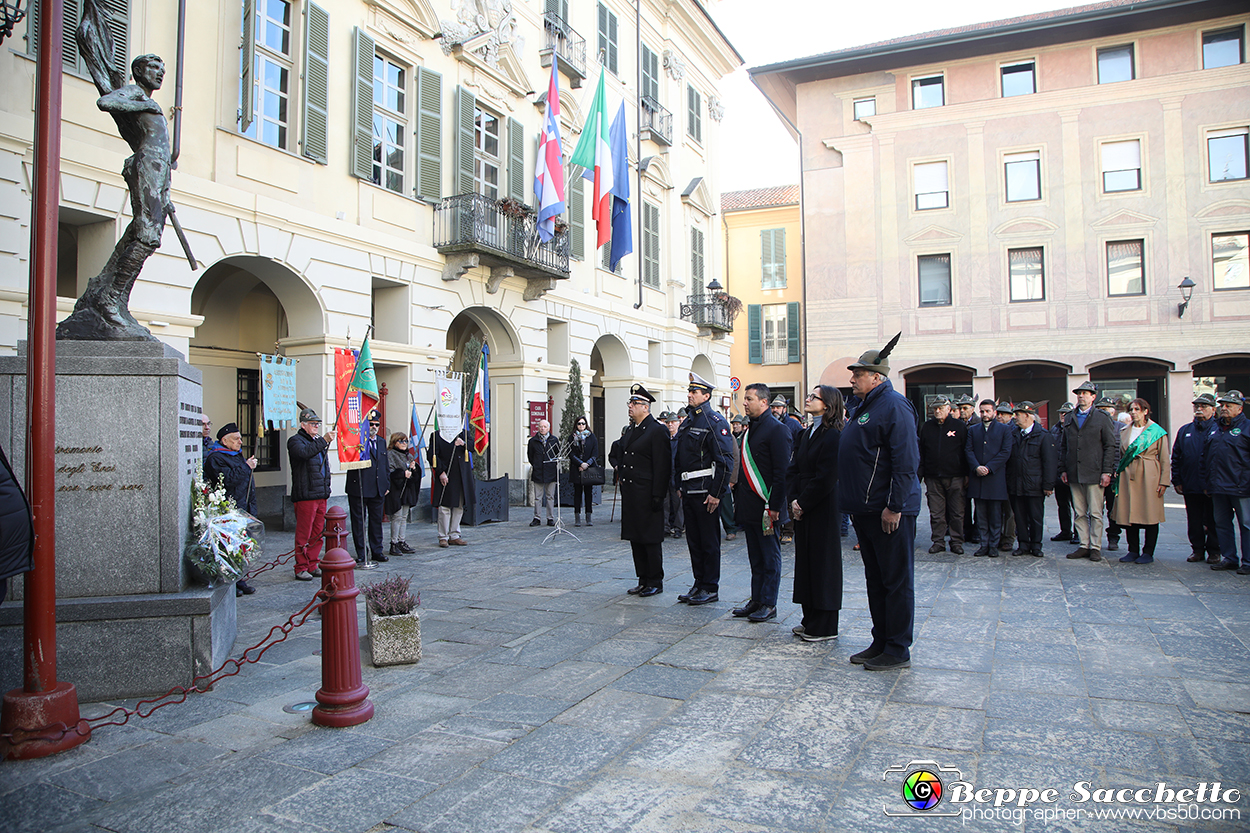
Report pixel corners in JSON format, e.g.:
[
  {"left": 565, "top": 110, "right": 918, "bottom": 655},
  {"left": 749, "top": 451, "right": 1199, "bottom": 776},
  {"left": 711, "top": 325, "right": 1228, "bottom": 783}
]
[{"left": 360, "top": 574, "right": 421, "bottom": 666}]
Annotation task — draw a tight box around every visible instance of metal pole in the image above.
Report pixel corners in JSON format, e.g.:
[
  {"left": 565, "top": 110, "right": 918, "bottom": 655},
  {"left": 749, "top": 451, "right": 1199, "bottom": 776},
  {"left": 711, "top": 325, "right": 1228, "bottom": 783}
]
[
  {"left": 633, "top": 0, "right": 642, "bottom": 310},
  {"left": 1, "top": 0, "right": 88, "bottom": 760},
  {"left": 172, "top": 0, "right": 186, "bottom": 168}
]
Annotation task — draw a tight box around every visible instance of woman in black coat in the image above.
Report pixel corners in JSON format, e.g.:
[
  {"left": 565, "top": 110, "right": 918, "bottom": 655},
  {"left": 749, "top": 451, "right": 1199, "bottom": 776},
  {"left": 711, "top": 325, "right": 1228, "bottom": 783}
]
[
  {"left": 788, "top": 385, "right": 845, "bottom": 641},
  {"left": 385, "top": 432, "right": 422, "bottom": 555},
  {"left": 568, "top": 417, "right": 599, "bottom": 527}
]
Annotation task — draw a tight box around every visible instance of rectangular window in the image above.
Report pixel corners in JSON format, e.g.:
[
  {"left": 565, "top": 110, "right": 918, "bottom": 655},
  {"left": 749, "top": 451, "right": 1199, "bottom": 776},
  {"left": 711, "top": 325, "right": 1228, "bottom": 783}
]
[
  {"left": 853, "top": 97, "right": 876, "bottom": 120},
  {"left": 238, "top": 369, "right": 279, "bottom": 471},
  {"left": 372, "top": 54, "right": 406, "bottom": 193},
  {"left": 691, "top": 227, "right": 705, "bottom": 285},
  {"left": 1203, "top": 27, "right": 1244, "bottom": 69},
  {"left": 600, "top": 237, "right": 623, "bottom": 273},
  {"left": 1107, "top": 239, "right": 1145, "bottom": 296},
  {"left": 918, "top": 254, "right": 952, "bottom": 306},
  {"left": 1001, "top": 61, "right": 1035, "bottom": 97},
  {"left": 474, "top": 106, "right": 501, "bottom": 200},
  {"left": 1004, "top": 151, "right": 1041, "bottom": 202},
  {"left": 912, "top": 75, "right": 944, "bottom": 109},
  {"left": 762, "top": 304, "right": 788, "bottom": 365},
  {"left": 242, "top": 0, "right": 294, "bottom": 149},
  {"left": 29, "top": 0, "right": 131, "bottom": 79},
  {"left": 914, "top": 161, "right": 949, "bottom": 210},
  {"left": 642, "top": 201, "right": 660, "bottom": 287},
  {"left": 1208, "top": 128, "right": 1249, "bottom": 182},
  {"left": 1009, "top": 247, "right": 1045, "bottom": 302},
  {"left": 1213, "top": 232, "right": 1249, "bottom": 290},
  {"left": 761, "top": 228, "right": 786, "bottom": 289},
  {"left": 641, "top": 45, "right": 659, "bottom": 102},
  {"left": 1101, "top": 139, "right": 1141, "bottom": 192},
  {"left": 597, "top": 3, "right": 618, "bottom": 74},
  {"left": 687, "top": 85, "right": 702, "bottom": 143},
  {"left": 1097, "top": 45, "right": 1134, "bottom": 83}
]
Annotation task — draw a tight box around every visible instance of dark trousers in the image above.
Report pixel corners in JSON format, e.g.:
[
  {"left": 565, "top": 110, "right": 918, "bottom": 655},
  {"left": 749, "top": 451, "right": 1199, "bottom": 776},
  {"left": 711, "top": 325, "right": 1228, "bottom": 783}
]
[
  {"left": 1000, "top": 498, "right": 1016, "bottom": 548},
  {"left": 801, "top": 605, "right": 839, "bottom": 638},
  {"left": 1010, "top": 494, "right": 1044, "bottom": 552},
  {"left": 683, "top": 492, "right": 722, "bottom": 592},
  {"left": 663, "top": 486, "right": 683, "bottom": 532},
  {"left": 975, "top": 499, "right": 1003, "bottom": 552},
  {"left": 293, "top": 499, "right": 327, "bottom": 572},
  {"left": 349, "top": 495, "right": 385, "bottom": 560},
  {"left": 924, "top": 476, "right": 965, "bottom": 544},
  {"left": 630, "top": 541, "right": 664, "bottom": 587},
  {"left": 743, "top": 518, "right": 781, "bottom": 606},
  {"left": 852, "top": 512, "right": 916, "bottom": 660},
  {"left": 1104, "top": 486, "right": 1121, "bottom": 543},
  {"left": 1053, "top": 481, "right": 1073, "bottom": 535},
  {"left": 1183, "top": 492, "right": 1219, "bottom": 558},
  {"left": 573, "top": 484, "right": 595, "bottom": 515},
  {"left": 719, "top": 489, "right": 739, "bottom": 535},
  {"left": 1125, "top": 524, "right": 1159, "bottom": 555}
]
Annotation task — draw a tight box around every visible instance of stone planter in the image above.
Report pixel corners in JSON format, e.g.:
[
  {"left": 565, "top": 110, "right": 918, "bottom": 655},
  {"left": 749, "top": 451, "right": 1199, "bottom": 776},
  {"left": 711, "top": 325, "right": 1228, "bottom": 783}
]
[{"left": 365, "top": 606, "right": 421, "bottom": 666}]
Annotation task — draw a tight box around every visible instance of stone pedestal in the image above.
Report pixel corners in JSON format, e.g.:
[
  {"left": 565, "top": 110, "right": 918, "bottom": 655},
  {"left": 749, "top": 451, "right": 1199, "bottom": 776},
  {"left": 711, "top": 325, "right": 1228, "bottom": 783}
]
[{"left": 0, "top": 341, "right": 236, "bottom": 702}]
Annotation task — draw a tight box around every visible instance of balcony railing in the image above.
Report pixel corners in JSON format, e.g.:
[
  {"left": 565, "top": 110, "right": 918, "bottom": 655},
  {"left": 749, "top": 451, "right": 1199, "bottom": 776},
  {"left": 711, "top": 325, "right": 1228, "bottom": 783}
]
[
  {"left": 640, "top": 96, "right": 672, "bottom": 146},
  {"left": 540, "top": 13, "right": 587, "bottom": 87},
  {"left": 434, "top": 193, "right": 570, "bottom": 280},
  {"left": 680, "top": 293, "right": 734, "bottom": 333}
]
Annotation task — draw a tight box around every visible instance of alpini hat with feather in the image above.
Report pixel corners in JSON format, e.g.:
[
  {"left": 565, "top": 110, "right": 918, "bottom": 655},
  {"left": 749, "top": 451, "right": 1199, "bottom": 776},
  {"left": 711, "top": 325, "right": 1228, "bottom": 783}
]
[{"left": 848, "top": 332, "right": 901, "bottom": 375}]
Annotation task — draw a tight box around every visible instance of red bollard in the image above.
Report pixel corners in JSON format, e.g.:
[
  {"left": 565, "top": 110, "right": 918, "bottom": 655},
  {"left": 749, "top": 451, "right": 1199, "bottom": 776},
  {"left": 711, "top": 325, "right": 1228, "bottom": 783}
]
[{"left": 311, "top": 506, "right": 373, "bottom": 727}]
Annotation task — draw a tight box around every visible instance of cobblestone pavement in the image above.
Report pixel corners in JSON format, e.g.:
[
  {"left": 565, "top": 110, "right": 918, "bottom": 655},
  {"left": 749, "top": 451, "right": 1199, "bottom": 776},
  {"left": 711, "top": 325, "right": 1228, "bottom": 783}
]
[{"left": 2, "top": 496, "right": 1249, "bottom": 832}]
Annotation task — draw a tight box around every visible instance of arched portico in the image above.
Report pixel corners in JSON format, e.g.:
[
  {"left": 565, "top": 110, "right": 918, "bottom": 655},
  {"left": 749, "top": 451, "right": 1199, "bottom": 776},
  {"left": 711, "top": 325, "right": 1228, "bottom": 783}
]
[
  {"left": 592, "top": 334, "right": 633, "bottom": 450},
  {"left": 446, "top": 307, "right": 524, "bottom": 479}
]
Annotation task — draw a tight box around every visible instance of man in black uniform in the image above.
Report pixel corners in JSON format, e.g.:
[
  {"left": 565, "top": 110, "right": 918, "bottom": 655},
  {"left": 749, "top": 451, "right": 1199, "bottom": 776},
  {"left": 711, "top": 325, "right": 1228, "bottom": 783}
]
[
  {"left": 618, "top": 384, "right": 672, "bottom": 596},
  {"left": 674, "top": 372, "right": 735, "bottom": 605},
  {"left": 346, "top": 409, "right": 389, "bottom": 564}
]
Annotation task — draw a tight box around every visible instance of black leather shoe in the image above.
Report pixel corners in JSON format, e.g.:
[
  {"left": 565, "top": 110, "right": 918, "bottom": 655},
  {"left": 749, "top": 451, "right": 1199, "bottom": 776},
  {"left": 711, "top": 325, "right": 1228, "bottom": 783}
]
[
  {"left": 1212, "top": 560, "right": 1239, "bottom": 571},
  {"left": 949, "top": 543, "right": 964, "bottom": 555},
  {"left": 732, "top": 600, "right": 761, "bottom": 618},
  {"left": 1012, "top": 548, "right": 1028, "bottom": 556},
  {"left": 1106, "top": 539, "right": 1119, "bottom": 551},
  {"left": 849, "top": 646, "right": 883, "bottom": 665},
  {"left": 530, "top": 518, "right": 541, "bottom": 527},
  {"left": 687, "top": 589, "right": 719, "bottom": 605},
  {"left": 1051, "top": 531, "right": 1070, "bottom": 542},
  {"left": 677, "top": 585, "right": 698, "bottom": 603},
  {"left": 928, "top": 543, "right": 946, "bottom": 554},
  {"left": 1187, "top": 553, "right": 1205, "bottom": 562},
  {"left": 373, "top": 552, "right": 389, "bottom": 563},
  {"left": 547, "top": 519, "right": 555, "bottom": 526},
  {"left": 1067, "top": 548, "right": 1091, "bottom": 559},
  {"left": 747, "top": 605, "right": 777, "bottom": 622},
  {"left": 638, "top": 585, "right": 662, "bottom": 597},
  {"left": 973, "top": 548, "right": 989, "bottom": 557},
  {"left": 627, "top": 584, "right": 645, "bottom": 594},
  {"left": 398, "top": 541, "right": 415, "bottom": 553},
  {"left": 863, "top": 653, "right": 910, "bottom": 671}
]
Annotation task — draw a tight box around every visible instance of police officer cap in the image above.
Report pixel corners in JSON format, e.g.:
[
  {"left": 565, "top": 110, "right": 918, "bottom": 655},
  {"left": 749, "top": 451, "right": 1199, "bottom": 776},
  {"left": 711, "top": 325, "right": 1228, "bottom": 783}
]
[
  {"left": 1095, "top": 396, "right": 1117, "bottom": 409},
  {"left": 688, "top": 372, "right": 714, "bottom": 393},
  {"left": 1192, "top": 393, "right": 1218, "bottom": 407},
  {"left": 996, "top": 401, "right": 1014, "bottom": 414},
  {"left": 628, "top": 383, "right": 656, "bottom": 403},
  {"left": 216, "top": 422, "right": 240, "bottom": 440},
  {"left": 1072, "top": 381, "right": 1098, "bottom": 395},
  {"left": 1013, "top": 401, "right": 1038, "bottom": 415},
  {"left": 847, "top": 332, "right": 901, "bottom": 375},
  {"left": 299, "top": 407, "right": 321, "bottom": 424},
  {"left": 1058, "top": 401, "right": 1075, "bottom": 414},
  {"left": 1217, "top": 389, "right": 1245, "bottom": 405}
]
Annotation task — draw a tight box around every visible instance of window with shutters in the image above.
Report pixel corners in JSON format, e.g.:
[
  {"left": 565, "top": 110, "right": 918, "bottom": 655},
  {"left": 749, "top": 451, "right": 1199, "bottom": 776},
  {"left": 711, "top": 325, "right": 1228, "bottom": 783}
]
[
  {"left": 1100, "top": 139, "right": 1141, "bottom": 192},
  {"left": 641, "top": 45, "right": 659, "bottom": 102},
  {"left": 687, "top": 85, "right": 702, "bottom": 144},
  {"left": 372, "top": 54, "right": 407, "bottom": 193},
  {"left": 762, "top": 304, "right": 788, "bottom": 365},
  {"left": 918, "top": 254, "right": 952, "bottom": 306},
  {"left": 27, "top": 0, "right": 130, "bottom": 79},
  {"left": 597, "top": 3, "right": 617, "bottom": 74},
  {"left": 690, "top": 227, "right": 705, "bottom": 286},
  {"left": 1009, "top": 247, "right": 1045, "bottom": 302},
  {"left": 642, "top": 202, "right": 660, "bottom": 287},
  {"left": 1107, "top": 239, "right": 1145, "bottom": 296},
  {"left": 568, "top": 167, "right": 585, "bottom": 259},
  {"left": 761, "top": 228, "right": 786, "bottom": 289},
  {"left": 241, "top": 0, "right": 294, "bottom": 150}
]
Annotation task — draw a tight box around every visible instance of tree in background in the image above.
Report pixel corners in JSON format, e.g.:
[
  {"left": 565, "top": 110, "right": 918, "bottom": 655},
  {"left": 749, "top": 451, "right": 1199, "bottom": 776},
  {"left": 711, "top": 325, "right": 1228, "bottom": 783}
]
[{"left": 559, "top": 358, "right": 587, "bottom": 442}]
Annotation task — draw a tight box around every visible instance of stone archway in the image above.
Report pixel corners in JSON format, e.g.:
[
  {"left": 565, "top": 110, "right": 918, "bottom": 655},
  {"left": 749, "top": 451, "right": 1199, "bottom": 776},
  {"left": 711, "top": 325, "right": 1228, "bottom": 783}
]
[
  {"left": 446, "top": 307, "right": 525, "bottom": 480},
  {"left": 591, "top": 334, "right": 633, "bottom": 453}
]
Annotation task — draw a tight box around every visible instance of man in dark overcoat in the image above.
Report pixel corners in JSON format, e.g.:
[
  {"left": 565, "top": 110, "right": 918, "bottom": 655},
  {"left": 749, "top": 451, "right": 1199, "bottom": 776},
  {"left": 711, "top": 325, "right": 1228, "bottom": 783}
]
[
  {"left": 617, "top": 384, "right": 671, "bottom": 596},
  {"left": 429, "top": 428, "right": 474, "bottom": 547},
  {"left": 1061, "top": 381, "right": 1118, "bottom": 562},
  {"left": 966, "top": 399, "right": 1014, "bottom": 557},
  {"left": 346, "top": 409, "right": 389, "bottom": 564},
  {"left": 1006, "top": 402, "right": 1057, "bottom": 557},
  {"left": 732, "top": 383, "right": 791, "bottom": 623}
]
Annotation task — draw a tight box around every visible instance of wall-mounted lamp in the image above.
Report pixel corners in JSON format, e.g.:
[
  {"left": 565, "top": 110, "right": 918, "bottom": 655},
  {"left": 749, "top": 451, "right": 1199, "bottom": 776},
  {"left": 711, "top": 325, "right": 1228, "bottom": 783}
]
[
  {"left": 1177, "top": 276, "right": 1196, "bottom": 319},
  {"left": 706, "top": 277, "right": 723, "bottom": 294}
]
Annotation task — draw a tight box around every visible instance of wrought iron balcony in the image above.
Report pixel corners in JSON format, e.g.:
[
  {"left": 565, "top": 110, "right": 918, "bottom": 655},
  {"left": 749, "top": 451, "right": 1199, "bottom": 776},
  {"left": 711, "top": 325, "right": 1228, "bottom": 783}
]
[
  {"left": 680, "top": 293, "right": 735, "bottom": 334},
  {"left": 539, "top": 13, "right": 587, "bottom": 88},
  {"left": 434, "top": 193, "right": 570, "bottom": 291},
  {"left": 640, "top": 96, "right": 672, "bottom": 146}
]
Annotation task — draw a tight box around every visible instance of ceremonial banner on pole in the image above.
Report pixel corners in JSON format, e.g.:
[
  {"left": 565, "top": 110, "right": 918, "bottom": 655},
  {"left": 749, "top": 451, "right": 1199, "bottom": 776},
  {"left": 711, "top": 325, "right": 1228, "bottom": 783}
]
[
  {"left": 470, "top": 345, "right": 489, "bottom": 455},
  {"left": 334, "top": 348, "right": 365, "bottom": 469},
  {"left": 434, "top": 371, "right": 464, "bottom": 443},
  {"left": 259, "top": 354, "right": 298, "bottom": 429}
]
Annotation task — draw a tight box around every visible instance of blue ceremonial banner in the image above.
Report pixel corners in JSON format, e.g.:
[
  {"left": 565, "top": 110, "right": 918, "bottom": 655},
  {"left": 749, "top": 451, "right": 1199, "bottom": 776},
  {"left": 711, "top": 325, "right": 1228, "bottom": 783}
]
[{"left": 260, "top": 354, "right": 298, "bottom": 429}]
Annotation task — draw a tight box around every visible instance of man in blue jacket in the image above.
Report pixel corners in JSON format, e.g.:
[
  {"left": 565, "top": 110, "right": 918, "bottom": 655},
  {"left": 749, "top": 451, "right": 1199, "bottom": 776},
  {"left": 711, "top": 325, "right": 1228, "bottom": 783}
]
[
  {"left": 838, "top": 334, "right": 921, "bottom": 671},
  {"left": 1204, "top": 391, "right": 1250, "bottom": 574},
  {"left": 966, "top": 399, "right": 1014, "bottom": 557},
  {"left": 732, "top": 383, "right": 791, "bottom": 622},
  {"left": 1174, "top": 393, "right": 1220, "bottom": 564}
]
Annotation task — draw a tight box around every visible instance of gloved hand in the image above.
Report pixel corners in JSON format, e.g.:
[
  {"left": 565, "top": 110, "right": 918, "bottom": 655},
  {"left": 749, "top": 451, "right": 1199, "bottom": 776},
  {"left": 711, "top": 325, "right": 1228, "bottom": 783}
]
[{"left": 651, "top": 496, "right": 664, "bottom": 512}]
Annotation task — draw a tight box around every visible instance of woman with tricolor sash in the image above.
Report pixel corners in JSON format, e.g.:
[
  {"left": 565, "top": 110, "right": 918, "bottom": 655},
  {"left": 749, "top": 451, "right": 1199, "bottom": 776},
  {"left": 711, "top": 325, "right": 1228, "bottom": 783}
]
[{"left": 1113, "top": 398, "right": 1171, "bottom": 564}]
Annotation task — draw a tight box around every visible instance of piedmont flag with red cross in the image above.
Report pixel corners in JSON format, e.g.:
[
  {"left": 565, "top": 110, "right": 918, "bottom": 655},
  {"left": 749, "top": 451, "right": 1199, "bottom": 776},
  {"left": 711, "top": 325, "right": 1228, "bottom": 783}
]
[{"left": 534, "top": 60, "right": 566, "bottom": 243}]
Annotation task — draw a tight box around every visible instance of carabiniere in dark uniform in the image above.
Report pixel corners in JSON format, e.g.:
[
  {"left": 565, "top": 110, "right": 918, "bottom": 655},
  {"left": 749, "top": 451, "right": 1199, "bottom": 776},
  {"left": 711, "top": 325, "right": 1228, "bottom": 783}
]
[{"left": 674, "top": 372, "right": 735, "bottom": 605}]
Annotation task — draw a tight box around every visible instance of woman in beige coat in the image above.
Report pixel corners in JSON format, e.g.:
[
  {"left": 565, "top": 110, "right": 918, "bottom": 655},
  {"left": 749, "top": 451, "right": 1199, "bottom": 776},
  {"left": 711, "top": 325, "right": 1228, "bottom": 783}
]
[{"left": 1114, "top": 398, "right": 1170, "bottom": 564}]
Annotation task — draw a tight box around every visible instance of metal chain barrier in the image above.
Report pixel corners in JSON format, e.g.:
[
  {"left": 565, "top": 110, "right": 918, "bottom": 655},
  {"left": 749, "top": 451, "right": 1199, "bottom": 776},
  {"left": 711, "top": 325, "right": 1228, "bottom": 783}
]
[
  {"left": 243, "top": 545, "right": 298, "bottom": 580},
  {"left": 0, "top": 581, "right": 338, "bottom": 748}
]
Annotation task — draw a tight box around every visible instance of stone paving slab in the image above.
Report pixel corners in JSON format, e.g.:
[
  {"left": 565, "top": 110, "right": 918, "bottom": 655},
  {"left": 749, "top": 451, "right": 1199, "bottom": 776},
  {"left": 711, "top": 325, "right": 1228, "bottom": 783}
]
[{"left": 3, "top": 500, "right": 1250, "bottom": 831}]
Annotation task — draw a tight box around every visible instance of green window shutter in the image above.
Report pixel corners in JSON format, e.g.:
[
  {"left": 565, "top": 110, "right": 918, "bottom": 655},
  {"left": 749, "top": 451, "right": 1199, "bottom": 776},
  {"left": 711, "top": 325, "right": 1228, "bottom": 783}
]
[
  {"left": 761, "top": 228, "right": 786, "bottom": 288},
  {"left": 691, "top": 228, "right": 704, "bottom": 285},
  {"left": 760, "top": 229, "right": 771, "bottom": 287},
  {"left": 568, "top": 169, "right": 584, "bottom": 258},
  {"left": 641, "top": 45, "right": 658, "bottom": 101},
  {"left": 453, "top": 86, "right": 476, "bottom": 196},
  {"left": 775, "top": 228, "right": 786, "bottom": 287},
  {"left": 598, "top": 3, "right": 617, "bottom": 73},
  {"left": 350, "top": 27, "right": 375, "bottom": 179},
  {"left": 31, "top": 0, "right": 131, "bottom": 77},
  {"left": 546, "top": 0, "right": 568, "bottom": 18},
  {"left": 414, "top": 67, "right": 443, "bottom": 201},
  {"left": 240, "top": 0, "right": 255, "bottom": 131},
  {"left": 787, "top": 301, "right": 801, "bottom": 364},
  {"left": 643, "top": 202, "right": 660, "bottom": 287},
  {"left": 508, "top": 117, "right": 525, "bottom": 201},
  {"left": 748, "top": 305, "right": 762, "bottom": 364},
  {"left": 301, "top": 3, "right": 329, "bottom": 164},
  {"left": 688, "top": 85, "right": 702, "bottom": 142}
]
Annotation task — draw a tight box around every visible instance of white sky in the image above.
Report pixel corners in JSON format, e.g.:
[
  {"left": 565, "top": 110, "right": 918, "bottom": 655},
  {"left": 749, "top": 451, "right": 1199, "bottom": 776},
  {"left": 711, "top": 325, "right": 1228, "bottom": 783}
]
[{"left": 707, "top": 0, "right": 1080, "bottom": 192}]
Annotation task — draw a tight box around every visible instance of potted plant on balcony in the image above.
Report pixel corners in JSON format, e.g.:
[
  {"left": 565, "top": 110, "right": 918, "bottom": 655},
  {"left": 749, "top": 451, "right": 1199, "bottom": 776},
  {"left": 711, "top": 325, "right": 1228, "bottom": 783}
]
[
  {"left": 361, "top": 574, "right": 421, "bottom": 666},
  {"left": 719, "top": 293, "right": 744, "bottom": 326},
  {"left": 496, "top": 197, "right": 531, "bottom": 220}
]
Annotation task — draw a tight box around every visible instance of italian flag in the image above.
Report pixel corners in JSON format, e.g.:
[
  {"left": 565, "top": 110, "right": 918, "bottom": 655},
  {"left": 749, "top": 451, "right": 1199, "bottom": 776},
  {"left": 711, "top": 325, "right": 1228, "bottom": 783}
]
[
  {"left": 569, "top": 71, "right": 614, "bottom": 250},
  {"left": 469, "top": 347, "right": 489, "bottom": 456}
]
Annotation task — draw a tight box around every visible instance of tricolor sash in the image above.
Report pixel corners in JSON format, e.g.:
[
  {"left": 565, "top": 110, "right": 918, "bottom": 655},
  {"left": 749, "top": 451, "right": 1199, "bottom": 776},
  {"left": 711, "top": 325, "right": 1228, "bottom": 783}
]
[{"left": 740, "top": 428, "right": 770, "bottom": 503}]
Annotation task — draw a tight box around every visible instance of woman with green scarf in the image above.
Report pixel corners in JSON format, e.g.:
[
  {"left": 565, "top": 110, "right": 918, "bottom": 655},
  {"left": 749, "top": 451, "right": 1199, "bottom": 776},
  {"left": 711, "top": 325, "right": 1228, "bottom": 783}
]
[{"left": 1114, "top": 398, "right": 1171, "bottom": 564}]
